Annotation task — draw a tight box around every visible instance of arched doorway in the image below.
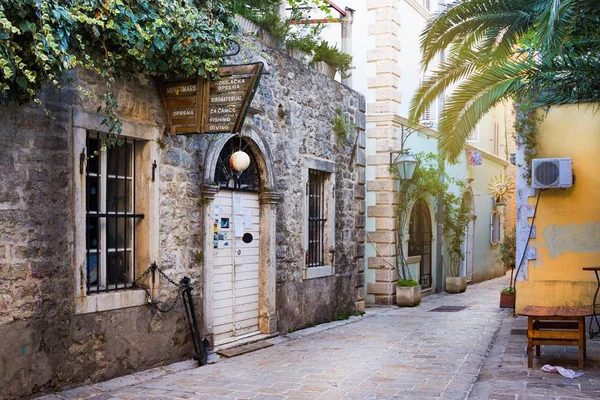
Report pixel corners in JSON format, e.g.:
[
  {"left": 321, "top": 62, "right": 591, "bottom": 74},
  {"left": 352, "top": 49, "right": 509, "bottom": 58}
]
[
  {"left": 201, "top": 129, "right": 279, "bottom": 348},
  {"left": 211, "top": 137, "right": 261, "bottom": 345},
  {"left": 408, "top": 200, "right": 433, "bottom": 290},
  {"left": 462, "top": 191, "right": 475, "bottom": 282}
]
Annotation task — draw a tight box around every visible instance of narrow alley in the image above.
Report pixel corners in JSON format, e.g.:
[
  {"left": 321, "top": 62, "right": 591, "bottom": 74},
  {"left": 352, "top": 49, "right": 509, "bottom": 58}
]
[{"left": 38, "top": 275, "right": 600, "bottom": 399}]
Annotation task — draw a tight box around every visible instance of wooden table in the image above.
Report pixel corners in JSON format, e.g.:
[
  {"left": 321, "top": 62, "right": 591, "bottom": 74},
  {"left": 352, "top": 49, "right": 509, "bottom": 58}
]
[
  {"left": 520, "top": 305, "right": 593, "bottom": 369},
  {"left": 582, "top": 266, "right": 600, "bottom": 338}
]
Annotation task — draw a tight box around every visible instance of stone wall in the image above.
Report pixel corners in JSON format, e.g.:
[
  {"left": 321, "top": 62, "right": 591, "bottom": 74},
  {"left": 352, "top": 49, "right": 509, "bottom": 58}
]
[{"left": 0, "top": 32, "right": 365, "bottom": 398}]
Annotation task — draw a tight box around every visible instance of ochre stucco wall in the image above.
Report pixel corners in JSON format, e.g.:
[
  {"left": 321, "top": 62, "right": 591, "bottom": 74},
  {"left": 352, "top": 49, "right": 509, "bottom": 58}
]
[{"left": 516, "top": 104, "right": 600, "bottom": 311}]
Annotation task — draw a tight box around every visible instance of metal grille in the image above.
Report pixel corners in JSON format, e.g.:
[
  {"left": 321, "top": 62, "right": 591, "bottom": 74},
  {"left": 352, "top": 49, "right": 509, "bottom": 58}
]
[
  {"left": 214, "top": 137, "right": 260, "bottom": 192},
  {"left": 85, "top": 132, "right": 144, "bottom": 294},
  {"left": 307, "top": 169, "right": 326, "bottom": 267}
]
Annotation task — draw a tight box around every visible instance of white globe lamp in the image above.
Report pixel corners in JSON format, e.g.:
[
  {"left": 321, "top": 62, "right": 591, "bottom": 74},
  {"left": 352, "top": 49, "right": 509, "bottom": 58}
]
[{"left": 230, "top": 150, "right": 250, "bottom": 172}]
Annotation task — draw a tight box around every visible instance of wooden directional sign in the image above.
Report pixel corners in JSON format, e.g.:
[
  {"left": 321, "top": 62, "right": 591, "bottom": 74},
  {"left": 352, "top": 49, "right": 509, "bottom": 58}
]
[{"left": 160, "top": 63, "right": 263, "bottom": 135}]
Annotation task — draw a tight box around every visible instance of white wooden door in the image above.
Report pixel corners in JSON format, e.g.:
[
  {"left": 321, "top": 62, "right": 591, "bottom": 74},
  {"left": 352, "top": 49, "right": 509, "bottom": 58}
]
[{"left": 213, "top": 190, "right": 260, "bottom": 345}]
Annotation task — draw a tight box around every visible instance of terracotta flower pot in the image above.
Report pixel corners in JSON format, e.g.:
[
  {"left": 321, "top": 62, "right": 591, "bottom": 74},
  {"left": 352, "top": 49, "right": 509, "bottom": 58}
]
[
  {"left": 499, "top": 292, "right": 516, "bottom": 308},
  {"left": 396, "top": 285, "right": 421, "bottom": 307},
  {"left": 446, "top": 276, "right": 467, "bottom": 293}
]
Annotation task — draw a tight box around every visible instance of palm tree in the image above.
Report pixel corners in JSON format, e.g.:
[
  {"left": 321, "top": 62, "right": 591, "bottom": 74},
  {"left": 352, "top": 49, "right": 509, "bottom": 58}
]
[{"left": 408, "top": 0, "right": 600, "bottom": 162}]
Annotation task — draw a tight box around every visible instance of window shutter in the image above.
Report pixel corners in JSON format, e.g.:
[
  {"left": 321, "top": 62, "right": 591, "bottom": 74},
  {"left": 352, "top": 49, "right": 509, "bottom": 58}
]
[{"left": 490, "top": 211, "right": 501, "bottom": 245}]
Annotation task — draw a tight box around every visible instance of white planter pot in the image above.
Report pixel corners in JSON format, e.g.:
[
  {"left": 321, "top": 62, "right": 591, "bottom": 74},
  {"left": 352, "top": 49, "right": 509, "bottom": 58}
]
[
  {"left": 235, "top": 15, "right": 259, "bottom": 34},
  {"left": 313, "top": 61, "right": 337, "bottom": 79},
  {"left": 258, "top": 30, "right": 280, "bottom": 49},
  {"left": 446, "top": 276, "right": 467, "bottom": 293},
  {"left": 396, "top": 285, "right": 422, "bottom": 307},
  {"left": 287, "top": 48, "right": 309, "bottom": 64}
]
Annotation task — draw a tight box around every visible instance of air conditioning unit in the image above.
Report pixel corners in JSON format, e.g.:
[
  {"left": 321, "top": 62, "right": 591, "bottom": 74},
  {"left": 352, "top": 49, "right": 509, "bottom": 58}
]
[{"left": 531, "top": 158, "right": 573, "bottom": 189}]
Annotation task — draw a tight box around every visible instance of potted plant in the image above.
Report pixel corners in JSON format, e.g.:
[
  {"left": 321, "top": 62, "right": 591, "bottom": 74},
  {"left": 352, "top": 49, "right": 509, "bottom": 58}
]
[
  {"left": 396, "top": 278, "right": 421, "bottom": 307},
  {"left": 311, "top": 41, "right": 353, "bottom": 79},
  {"left": 445, "top": 254, "right": 467, "bottom": 293},
  {"left": 497, "top": 227, "right": 517, "bottom": 308},
  {"left": 444, "top": 190, "right": 471, "bottom": 293},
  {"left": 285, "top": 34, "right": 318, "bottom": 63}
]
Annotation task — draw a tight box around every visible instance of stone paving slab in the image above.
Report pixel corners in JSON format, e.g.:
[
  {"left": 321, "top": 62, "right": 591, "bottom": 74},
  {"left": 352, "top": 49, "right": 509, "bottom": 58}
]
[
  {"left": 35, "top": 274, "right": 600, "bottom": 400},
  {"left": 470, "top": 302, "right": 600, "bottom": 399}
]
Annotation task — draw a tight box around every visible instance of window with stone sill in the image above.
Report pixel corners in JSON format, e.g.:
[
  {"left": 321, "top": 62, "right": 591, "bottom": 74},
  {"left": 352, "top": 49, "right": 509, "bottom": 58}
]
[
  {"left": 85, "top": 131, "right": 144, "bottom": 293},
  {"left": 304, "top": 157, "right": 336, "bottom": 279}
]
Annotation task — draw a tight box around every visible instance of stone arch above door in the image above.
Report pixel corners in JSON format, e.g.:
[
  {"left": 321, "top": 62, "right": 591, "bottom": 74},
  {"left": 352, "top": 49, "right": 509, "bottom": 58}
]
[{"left": 203, "top": 127, "right": 275, "bottom": 191}]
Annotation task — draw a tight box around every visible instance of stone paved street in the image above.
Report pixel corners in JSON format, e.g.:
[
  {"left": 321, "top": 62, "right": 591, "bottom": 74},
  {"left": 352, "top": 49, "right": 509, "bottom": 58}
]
[{"left": 38, "top": 275, "right": 600, "bottom": 400}]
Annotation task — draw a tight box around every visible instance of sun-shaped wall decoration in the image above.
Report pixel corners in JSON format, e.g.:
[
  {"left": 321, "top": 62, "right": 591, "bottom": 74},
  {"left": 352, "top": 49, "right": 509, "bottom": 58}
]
[{"left": 488, "top": 174, "right": 514, "bottom": 204}]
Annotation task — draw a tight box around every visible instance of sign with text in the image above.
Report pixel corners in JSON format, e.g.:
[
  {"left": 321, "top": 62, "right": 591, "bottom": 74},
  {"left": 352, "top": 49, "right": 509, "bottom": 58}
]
[{"left": 160, "top": 62, "right": 263, "bottom": 135}]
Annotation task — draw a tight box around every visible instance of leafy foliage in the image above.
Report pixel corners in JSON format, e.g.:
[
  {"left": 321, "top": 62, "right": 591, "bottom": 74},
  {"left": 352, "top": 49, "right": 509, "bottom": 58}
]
[
  {"left": 312, "top": 41, "right": 353, "bottom": 78},
  {"left": 444, "top": 190, "right": 471, "bottom": 277},
  {"left": 234, "top": 0, "right": 326, "bottom": 51},
  {"left": 331, "top": 107, "right": 354, "bottom": 140},
  {"left": 0, "top": 0, "right": 238, "bottom": 134},
  {"left": 286, "top": 31, "right": 321, "bottom": 54},
  {"left": 409, "top": 0, "right": 600, "bottom": 162},
  {"left": 397, "top": 279, "right": 420, "bottom": 287},
  {"left": 501, "top": 286, "right": 516, "bottom": 294}
]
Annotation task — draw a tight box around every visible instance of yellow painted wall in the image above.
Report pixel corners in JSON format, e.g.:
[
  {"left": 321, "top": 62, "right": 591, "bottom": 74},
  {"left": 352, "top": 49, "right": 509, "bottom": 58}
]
[{"left": 516, "top": 103, "right": 600, "bottom": 311}]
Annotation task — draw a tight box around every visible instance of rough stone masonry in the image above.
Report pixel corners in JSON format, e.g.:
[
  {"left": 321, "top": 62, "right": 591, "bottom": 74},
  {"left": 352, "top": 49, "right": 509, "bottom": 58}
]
[{"left": 0, "top": 33, "right": 366, "bottom": 398}]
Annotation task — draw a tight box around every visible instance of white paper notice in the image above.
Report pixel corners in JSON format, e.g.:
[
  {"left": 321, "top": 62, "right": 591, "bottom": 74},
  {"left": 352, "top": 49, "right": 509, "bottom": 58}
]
[
  {"left": 234, "top": 215, "right": 244, "bottom": 237},
  {"left": 234, "top": 195, "right": 243, "bottom": 215},
  {"left": 244, "top": 208, "right": 253, "bottom": 229}
]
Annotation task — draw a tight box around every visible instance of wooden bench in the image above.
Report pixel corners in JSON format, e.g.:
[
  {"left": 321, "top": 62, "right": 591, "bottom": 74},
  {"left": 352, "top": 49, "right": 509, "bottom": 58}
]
[{"left": 519, "top": 305, "right": 593, "bottom": 369}]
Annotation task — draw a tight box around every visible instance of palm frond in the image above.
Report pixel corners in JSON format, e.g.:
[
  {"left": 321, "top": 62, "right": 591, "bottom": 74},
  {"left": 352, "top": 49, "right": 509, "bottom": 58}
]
[{"left": 437, "top": 58, "right": 535, "bottom": 161}]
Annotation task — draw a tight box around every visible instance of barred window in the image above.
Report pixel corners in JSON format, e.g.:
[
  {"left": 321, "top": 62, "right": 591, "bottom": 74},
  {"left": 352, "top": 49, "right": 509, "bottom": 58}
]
[
  {"left": 307, "top": 169, "right": 327, "bottom": 267},
  {"left": 85, "top": 132, "right": 144, "bottom": 293}
]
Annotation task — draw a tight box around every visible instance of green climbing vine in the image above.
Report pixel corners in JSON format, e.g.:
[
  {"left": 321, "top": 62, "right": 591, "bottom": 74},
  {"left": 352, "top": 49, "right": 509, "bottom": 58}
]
[{"left": 514, "top": 99, "right": 547, "bottom": 183}]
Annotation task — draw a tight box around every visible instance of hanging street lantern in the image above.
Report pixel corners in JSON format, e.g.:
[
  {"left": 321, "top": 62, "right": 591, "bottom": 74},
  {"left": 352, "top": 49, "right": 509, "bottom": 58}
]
[
  {"left": 394, "top": 152, "right": 418, "bottom": 180},
  {"left": 230, "top": 150, "right": 250, "bottom": 172}
]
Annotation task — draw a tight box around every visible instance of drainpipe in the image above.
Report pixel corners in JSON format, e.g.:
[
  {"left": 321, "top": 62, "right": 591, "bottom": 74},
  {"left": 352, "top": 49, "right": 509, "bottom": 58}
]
[{"left": 341, "top": 7, "right": 354, "bottom": 88}]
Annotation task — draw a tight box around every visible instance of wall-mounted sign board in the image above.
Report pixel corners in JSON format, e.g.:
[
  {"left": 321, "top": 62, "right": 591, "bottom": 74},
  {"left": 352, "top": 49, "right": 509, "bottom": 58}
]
[{"left": 160, "top": 62, "right": 263, "bottom": 135}]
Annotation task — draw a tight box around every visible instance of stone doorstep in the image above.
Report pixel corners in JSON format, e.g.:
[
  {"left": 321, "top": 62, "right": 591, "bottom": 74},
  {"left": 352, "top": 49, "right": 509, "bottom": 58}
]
[{"left": 212, "top": 331, "right": 279, "bottom": 354}]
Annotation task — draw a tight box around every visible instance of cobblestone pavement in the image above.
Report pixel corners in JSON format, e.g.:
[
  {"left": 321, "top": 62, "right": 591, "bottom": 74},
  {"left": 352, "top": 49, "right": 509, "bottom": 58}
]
[{"left": 38, "top": 275, "right": 600, "bottom": 400}]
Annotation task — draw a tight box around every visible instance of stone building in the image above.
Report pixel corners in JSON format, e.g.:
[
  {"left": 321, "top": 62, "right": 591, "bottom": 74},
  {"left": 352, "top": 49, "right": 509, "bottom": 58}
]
[{"left": 0, "top": 34, "right": 366, "bottom": 398}]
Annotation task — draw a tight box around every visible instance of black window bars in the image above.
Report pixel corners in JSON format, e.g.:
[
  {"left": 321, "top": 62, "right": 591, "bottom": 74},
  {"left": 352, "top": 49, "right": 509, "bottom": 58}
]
[
  {"left": 85, "top": 131, "right": 144, "bottom": 294},
  {"left": 307, "top": 169, "right": 327, "bottom": 268}
]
